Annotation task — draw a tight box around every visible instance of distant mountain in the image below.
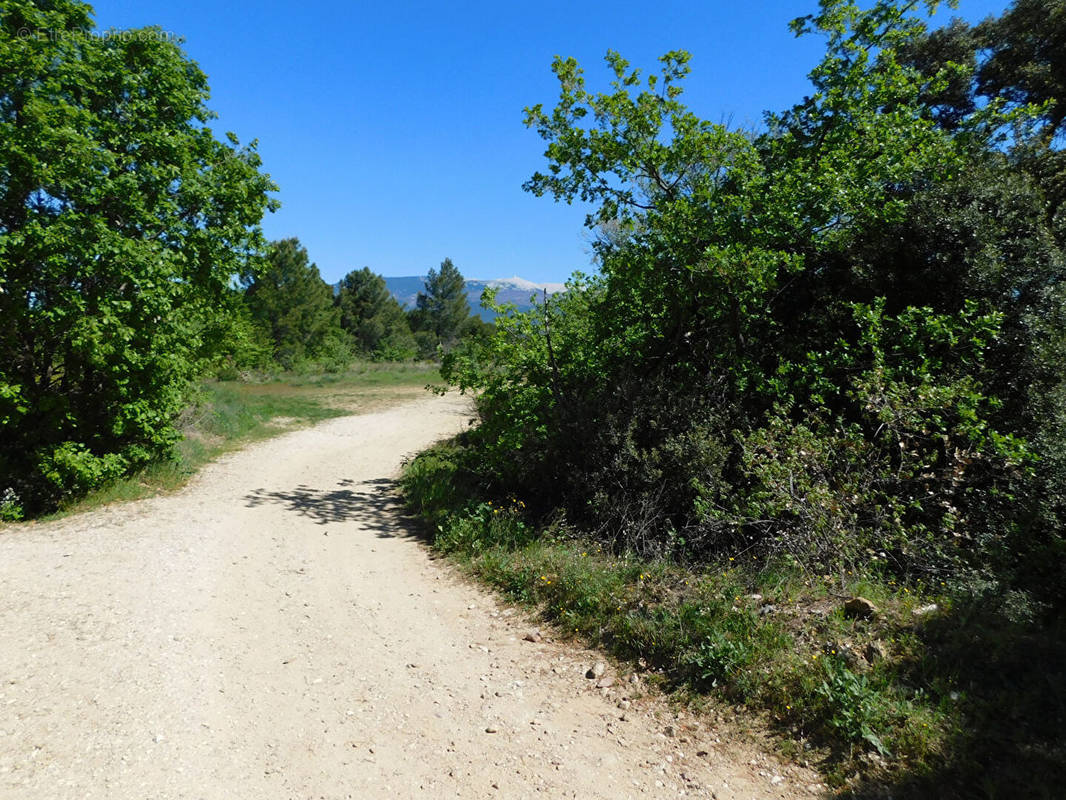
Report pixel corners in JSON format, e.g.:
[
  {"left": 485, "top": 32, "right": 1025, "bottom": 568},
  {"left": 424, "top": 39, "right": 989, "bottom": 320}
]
[
  {"left": 382, "top": 275, "right": 566, "bottom": 322},
  {"left": 377, "top": 276, "right": 428, "bottom": 309}
]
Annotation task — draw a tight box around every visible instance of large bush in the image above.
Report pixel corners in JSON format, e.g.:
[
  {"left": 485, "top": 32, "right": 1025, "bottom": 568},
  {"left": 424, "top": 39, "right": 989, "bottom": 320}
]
[
  {"left": 0, "top": 1, "right": 276, "bottom": 516},
  {"left": 442, "top": 0, "right": 1066, "bottom": 598}
]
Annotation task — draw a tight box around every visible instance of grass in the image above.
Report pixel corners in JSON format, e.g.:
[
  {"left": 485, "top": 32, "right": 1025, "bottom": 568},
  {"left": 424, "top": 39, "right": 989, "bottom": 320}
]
[
  {"left": 400, "top": 438, "right": 1066, "bottom": 799},
  {"left": 39, "top": 361, "right": 440, "bottom": 519}
]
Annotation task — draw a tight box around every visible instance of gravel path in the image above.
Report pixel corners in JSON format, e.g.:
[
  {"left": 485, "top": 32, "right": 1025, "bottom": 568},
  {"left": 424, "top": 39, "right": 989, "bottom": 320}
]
[{"left": 0, "top": 394, "right": 819, "bottom": 799}]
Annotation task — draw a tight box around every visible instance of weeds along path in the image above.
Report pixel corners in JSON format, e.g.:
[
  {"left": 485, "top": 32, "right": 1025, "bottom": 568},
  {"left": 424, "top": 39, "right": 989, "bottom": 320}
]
[{"left": 0, "top": 393, "right": 815, "bottom": 799}]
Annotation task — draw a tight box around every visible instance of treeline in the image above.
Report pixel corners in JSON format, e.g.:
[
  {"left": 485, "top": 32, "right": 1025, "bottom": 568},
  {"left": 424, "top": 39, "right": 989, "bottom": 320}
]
[
  {"left": 438, "top": 0, "right": 1066, "bottom": 609},
  {"left": 223, "top": 242, "right": 486, "bottom": 375},
  {"left": 0, "top": 0, "right": 482, "bottom": 519}
]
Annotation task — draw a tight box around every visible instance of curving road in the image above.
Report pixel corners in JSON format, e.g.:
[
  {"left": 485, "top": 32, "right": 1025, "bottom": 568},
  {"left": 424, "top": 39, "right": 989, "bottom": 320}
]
[{"left": 0, "top": 394, "right": 814, "bottom": 799}]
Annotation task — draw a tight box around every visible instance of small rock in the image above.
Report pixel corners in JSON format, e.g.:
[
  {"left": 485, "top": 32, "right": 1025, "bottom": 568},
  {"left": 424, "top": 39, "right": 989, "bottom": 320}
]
[
  {"left": 844, "top": 597, "right": 878, "bottom": 620},
  {"left": 586, "top": 662, "right": 607, "bottom": 679},
  {"left": 758, "top": 603, "right": 776, "bottom": 616},
  {"left": 596, "top": 676, "right": 616, "bottom": 689},
  {"left": 617, "top": 700, "right": 631, "bottom": 711},
  {"left": 912, "top": 603, "right": 939, "bottom": 617},
  {"left": 864, "top": 640, "right": 888, "bottom": 664},
  {"left": 833, "top": 642, "right": 867, "bottom": 671},
  {"left": 485, "top": 726, "right": 498, "bottom": 734},
  {"left": 523, "top": 630, "right": 543, "bottom": 643},
  {"left": 664, "top": 725, "right": 676, "bottom": 738},
  {"left": 770, "top": 775, "right": 784, "bottom": 786}
]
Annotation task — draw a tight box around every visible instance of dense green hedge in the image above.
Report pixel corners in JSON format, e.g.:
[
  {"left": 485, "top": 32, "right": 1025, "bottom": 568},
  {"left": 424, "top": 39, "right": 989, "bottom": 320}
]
[{"left": 440, "top": 0, "right": 1066, "bottom": 608}]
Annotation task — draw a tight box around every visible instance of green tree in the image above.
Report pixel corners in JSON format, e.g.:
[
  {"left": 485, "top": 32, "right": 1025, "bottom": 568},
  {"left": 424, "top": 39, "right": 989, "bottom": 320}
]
[
  {"left": 335, "top": 267, "right": 416, "bottom": 360},
  {"left": 977, "top": 0, "right": 1066, "bottom": 142},
  {"left": 447, "top": 0, "right": 1052, "bottom": 584},
  {"left": 412, "top": 257, "right": 470, "bottom": 353},
  {"left": 197, "top": 287, "right": 275, "bottom": 379},
  {"left": 0, "top": 0, "right": 277, "bottom": 516},
  {"left": 897, "top": 1, "right": 1066, "bottom": 220},
  {"left": 240, "top": 239, "right": 344, "bottom": 369}
]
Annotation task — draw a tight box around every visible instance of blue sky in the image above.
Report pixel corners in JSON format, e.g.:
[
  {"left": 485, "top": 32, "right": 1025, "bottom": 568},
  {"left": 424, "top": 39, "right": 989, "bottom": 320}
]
[{"left": 89, "top": 0, "right": 1011, "bottom": 284}]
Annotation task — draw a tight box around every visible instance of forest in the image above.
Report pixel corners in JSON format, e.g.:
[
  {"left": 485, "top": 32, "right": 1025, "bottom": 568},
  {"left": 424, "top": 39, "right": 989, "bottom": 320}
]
[{"left": 3, "top": 0, "right": 1065, "bottom": 795}]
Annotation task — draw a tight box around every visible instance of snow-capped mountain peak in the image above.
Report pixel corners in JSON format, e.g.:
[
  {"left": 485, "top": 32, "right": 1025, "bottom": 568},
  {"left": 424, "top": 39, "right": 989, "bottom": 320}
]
[
  {"left": 379, "top": 274, "right": 568, "bottom": 321},
  {"left": 486, "top": 276, "right": 566, "bottom": 293}
]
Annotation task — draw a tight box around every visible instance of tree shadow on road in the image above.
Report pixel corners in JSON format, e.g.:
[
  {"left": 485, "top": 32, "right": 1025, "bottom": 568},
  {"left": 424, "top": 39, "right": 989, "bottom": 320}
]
[{"left": 243, "top": 477, "right": 431, "bottom": 541}]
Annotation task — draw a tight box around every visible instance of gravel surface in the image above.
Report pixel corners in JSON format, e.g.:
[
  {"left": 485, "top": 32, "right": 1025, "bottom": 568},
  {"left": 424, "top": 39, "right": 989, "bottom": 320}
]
[{"left": 0, "top": 394, "right": 820, "bottom": 799}]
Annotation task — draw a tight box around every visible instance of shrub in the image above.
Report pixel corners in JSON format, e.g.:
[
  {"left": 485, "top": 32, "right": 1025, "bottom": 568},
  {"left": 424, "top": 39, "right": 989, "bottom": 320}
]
[
  {"left": 816, "top": 659, "right": 892, "bottom": 757},
  {"left": 0, "top": 1, "right": 276, "bottom": 513}
]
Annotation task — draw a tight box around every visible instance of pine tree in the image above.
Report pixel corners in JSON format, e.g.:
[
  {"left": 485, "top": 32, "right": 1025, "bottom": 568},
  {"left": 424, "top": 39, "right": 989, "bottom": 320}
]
[
  {"left": 336, "top": 267, "right": 416, "bottom": 360},
  {"left": 413, "top": 257, "right": 470, "bottom": 351},
  {"left": 241, "top": 238, "right": 340, "bottom": 368}
]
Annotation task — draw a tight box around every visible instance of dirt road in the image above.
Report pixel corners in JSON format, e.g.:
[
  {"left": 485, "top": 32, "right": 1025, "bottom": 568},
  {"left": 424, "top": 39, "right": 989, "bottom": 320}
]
[{"left": 0, "top": 394, "right": 817, "bottom": 799}]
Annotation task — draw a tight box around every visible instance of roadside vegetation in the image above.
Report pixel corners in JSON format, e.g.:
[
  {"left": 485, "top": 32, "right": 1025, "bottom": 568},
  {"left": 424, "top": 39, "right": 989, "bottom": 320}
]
[
  {"left": 0, "top": 1, "right": 477, "bottom": 520},
  {"left": 404, "top": 443, "right": 1065, "bottom": 796},
  {"left": 403, "top": 1, "right": 1066, "bottom": 796},
  {"left": 39, "top": 361, "right": 440, "bottom": 520}
]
